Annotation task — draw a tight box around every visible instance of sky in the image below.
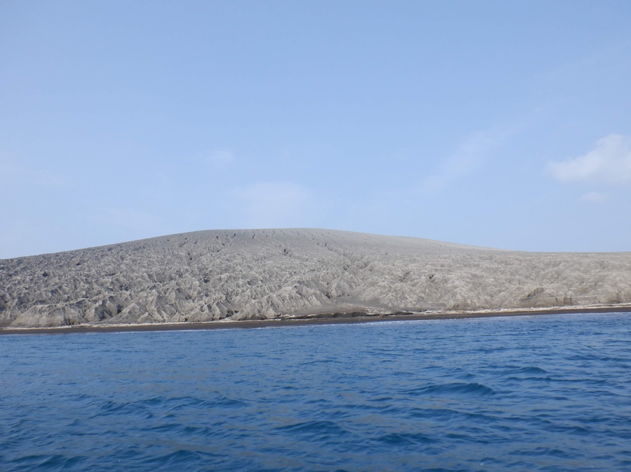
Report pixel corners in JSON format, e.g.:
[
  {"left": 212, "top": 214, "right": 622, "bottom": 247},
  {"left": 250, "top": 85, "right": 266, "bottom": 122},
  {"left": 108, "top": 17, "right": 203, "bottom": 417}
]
[{"left": 1, "top": 1, "right": 631, "bottom": 258}]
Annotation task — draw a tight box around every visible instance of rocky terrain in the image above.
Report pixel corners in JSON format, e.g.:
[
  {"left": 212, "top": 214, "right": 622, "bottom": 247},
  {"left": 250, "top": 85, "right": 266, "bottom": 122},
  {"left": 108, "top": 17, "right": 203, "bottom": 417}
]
[{"left": 1, "top": 228, "right": 630, "bottom": 328}]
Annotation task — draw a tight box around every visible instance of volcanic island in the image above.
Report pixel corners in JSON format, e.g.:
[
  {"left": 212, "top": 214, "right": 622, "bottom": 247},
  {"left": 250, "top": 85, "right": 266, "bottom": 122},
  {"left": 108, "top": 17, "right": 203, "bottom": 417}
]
[{"left": 1, "top": 229, "right": 630, "bottom": 333}]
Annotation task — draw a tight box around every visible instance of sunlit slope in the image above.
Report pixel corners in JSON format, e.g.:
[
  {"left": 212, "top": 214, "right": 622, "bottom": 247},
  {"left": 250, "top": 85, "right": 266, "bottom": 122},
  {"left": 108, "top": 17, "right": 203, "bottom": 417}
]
[{"left": 1, "top": 229, "right": 630, "bottom": 327}]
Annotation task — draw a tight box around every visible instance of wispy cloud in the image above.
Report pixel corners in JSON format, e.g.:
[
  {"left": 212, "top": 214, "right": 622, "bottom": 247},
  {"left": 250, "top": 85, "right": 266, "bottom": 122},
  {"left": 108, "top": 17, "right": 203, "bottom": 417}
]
[
  {"left": 546, "top": 134, "right": 631, "bottom": 185},
  {"left": 190, "top": 149, "right": 235, "bottom": 170},
  {"left": 204, "top": 150, "right": 234, "bottom": 163},
  {"left": 536, "top": 40, "right": 631, "bottom": 92},
  {"left": 418, "top": 128, "right": 509, "bottom": 194},
  {"left": 580, "top": 191, "right": 608, "bottom": 203},
  {"left": 233, "top": 182, "right": 314, "bottom": 228}
]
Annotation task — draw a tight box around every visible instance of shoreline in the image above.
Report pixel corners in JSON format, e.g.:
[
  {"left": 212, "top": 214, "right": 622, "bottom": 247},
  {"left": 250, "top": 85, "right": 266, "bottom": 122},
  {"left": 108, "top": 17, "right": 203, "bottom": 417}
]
[{"left": 1, "top": 304, "right": 631, "bottom": 335}]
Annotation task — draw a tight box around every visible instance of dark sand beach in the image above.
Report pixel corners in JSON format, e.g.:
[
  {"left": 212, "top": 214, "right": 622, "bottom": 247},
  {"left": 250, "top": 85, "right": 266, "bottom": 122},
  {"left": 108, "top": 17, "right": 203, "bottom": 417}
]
[{"left": 2, "top": 305, "right": 630, "bottom": 335}]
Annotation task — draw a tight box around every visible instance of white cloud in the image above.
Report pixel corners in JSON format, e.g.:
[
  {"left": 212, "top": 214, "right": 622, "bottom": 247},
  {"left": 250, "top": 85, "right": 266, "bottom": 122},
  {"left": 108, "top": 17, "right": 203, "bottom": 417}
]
[
  {"left": 546, "top": 134, "right": 631, "bottom": 184},
  {"left": 205, "top": 150, "right": 234, "bottom": 163},
  {"left": 190, "top": 149, "right": 235, "bottom": 168},
  {"left": 233, "top": 182, "right": 313, "bottom": 228},
  {"left": 418, "top": 128, "right": 508, "bottom": 194},
  {"left": 580, "top": 191, "right": 608, "bottom": 203}
]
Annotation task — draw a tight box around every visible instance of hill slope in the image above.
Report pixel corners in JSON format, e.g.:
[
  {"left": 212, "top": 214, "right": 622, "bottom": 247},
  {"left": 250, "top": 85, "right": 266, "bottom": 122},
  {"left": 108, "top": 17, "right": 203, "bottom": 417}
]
[{"left": 1, "top": 229, "right": 630, "bottom": 327}]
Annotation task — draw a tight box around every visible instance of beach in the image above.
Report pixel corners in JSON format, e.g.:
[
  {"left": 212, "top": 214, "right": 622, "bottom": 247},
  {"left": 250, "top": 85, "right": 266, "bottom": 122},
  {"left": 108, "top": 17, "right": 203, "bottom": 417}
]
[{"left": 2, "top": 304, "right": 630, "bottom": 335}]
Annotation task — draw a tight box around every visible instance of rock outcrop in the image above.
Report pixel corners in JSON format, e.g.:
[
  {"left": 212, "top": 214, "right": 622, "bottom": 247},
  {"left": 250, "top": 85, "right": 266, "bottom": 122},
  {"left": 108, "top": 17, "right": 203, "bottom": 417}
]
[{"left": 1, "top": 228, "right": 630, "bottom": 327}]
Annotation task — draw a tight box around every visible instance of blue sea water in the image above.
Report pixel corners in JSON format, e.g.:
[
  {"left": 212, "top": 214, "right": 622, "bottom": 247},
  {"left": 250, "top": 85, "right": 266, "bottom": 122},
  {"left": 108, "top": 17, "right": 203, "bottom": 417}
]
[{"left": 1, "top": 313, "right": 631, "bottom": 471}]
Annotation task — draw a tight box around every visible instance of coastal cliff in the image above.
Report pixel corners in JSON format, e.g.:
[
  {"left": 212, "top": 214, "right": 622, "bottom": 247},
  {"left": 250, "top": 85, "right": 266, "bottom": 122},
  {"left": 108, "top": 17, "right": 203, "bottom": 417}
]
[{"left": 1, "top": 229, "right": 630, "bottom": 328}]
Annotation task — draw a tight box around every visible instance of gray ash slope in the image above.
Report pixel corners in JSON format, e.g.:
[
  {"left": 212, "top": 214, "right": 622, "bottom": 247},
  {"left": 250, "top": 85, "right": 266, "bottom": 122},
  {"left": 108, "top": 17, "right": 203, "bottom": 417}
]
[{"left": 1, "top": 228, "right": 631, "bottom": 328}]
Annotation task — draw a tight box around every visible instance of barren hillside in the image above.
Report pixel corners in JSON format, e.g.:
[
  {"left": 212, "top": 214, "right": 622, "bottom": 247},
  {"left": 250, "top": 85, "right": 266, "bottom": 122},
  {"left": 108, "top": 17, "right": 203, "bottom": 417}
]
[{"left": 1, "top": 229, "right": 630, "bottom": 328}]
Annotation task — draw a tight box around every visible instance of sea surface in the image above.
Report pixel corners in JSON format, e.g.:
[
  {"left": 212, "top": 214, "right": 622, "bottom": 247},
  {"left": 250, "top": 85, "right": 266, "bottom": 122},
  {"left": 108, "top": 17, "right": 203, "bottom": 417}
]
[{"left": 1, "top": 312, "right": 631, "bottom": 471}]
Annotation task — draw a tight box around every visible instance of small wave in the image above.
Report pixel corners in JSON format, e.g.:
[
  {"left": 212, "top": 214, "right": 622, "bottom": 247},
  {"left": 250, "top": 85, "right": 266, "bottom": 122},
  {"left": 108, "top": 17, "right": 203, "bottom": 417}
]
[
  {"left": 509, "top": 446, "right": 573, "bottom": 459},
  {"left": 89, "top": 394, "right": 246, "bottom": 422},
  {"left": 91, "top": 399, "right": 153, "bottom": 419},
  {"left": 506, "top": 375, "right": 553, "bottom": 382},
  {"left": 301, "top": 358, "right": 340, "bottom": 366},
  {"left": 370, "top": 396, "right": 393, "bottom": 403},
  {"left": 141, "top": 449, "right": 222, "bottom": 469},
  {"left": 10, "top": 454, "right": 88, "bottom": 470},
  {"left": 517, "top": 366, "right": 548, "bottom": 374},
  {"left": 158, "top": 424, "right": 220, "bottom": 438},
  {"left": 501, "top": 365, "right": 549, "bottom": 374},
  {"left": 410, "top": 408, "right": 498, "bottom": 425},
  {"left": 142, "top": 394, "right": 247, "bottom": 411},
  {"left": 275, "top": 420, "right": 350, "bottom": 439},
  {"left": 374, "top": 432, "right": 436, "bottom": 446},
  {"left": 544, "top": 424, "right": 592, "bottom": 436},
  {"left": 406, "top": 382, "right": 495, "bottom": 396}
]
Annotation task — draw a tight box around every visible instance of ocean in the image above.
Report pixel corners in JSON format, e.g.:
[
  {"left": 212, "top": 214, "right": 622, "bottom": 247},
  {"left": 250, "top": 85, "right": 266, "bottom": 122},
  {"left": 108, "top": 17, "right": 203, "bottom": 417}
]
[{"left": 1, "top": 312, "right": 630, "bottom": 471}]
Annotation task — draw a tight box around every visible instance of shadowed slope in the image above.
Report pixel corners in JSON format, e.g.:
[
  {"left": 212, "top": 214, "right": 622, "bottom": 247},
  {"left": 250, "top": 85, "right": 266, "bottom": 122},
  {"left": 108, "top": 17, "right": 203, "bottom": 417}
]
[{"left": 1, "top": 229, "right": 630, "bottom": 327}]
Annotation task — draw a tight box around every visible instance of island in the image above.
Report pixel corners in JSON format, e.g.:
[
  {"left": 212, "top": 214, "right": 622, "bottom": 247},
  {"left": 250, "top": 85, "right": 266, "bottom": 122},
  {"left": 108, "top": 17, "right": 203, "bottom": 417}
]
[{"left": 1, "top": 229, "right": 630, "bottom": 333}]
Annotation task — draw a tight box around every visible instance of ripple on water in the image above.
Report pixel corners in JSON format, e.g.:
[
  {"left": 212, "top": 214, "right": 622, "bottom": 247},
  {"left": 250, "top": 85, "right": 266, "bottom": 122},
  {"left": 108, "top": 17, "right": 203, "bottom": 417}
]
[{"left": 1, "top": 312, "right": 631, "bottom": 471}]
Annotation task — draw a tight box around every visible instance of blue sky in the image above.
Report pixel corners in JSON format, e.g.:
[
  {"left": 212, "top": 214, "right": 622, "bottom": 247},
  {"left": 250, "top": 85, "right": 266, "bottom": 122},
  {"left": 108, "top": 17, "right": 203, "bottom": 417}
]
[{"left": 2, "top": 1, "right": 631, "bottom": 257}]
